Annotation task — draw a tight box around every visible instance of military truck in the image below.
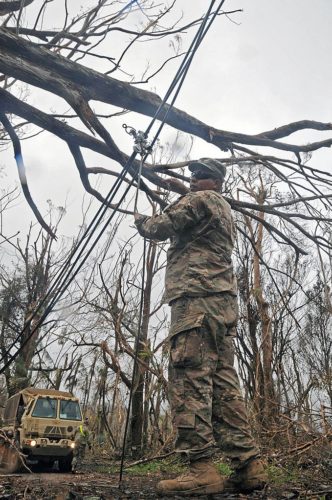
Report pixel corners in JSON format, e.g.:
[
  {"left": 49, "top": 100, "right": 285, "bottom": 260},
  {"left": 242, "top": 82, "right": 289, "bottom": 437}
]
[{"left": 0, "top": 387, "right": 83, "bottom": 472}]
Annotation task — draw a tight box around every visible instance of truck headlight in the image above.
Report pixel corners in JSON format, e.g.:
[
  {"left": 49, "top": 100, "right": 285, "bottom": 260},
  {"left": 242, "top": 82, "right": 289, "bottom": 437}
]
[
  {"left": 70, "top": 442, "right": 75, "bottom": 449},
  {"left": 30, "top": 440, "right": 37, "bottom": 447}
]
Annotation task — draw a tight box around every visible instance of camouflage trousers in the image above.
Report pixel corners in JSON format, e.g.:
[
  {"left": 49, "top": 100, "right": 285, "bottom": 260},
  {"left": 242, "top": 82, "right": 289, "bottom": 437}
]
[
  {"left": 168, "top": 293, "right": 259, "bottom": 464},
  {"left": 72, "top": 443, "right": 86, "bottom": 471}
]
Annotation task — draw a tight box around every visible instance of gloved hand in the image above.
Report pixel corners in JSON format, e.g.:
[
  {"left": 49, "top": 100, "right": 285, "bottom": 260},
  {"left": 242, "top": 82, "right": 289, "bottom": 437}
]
[{"left": 134, "top": 213, "right": 149, "bottom": 225}]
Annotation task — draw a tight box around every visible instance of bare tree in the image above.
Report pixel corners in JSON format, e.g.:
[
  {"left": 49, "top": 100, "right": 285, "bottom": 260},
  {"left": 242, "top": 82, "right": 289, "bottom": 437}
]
[
  {"left": 0, "top": 186, "right": 20, "bottom": 246},
  {"left": 2, "top": 1, "right": 332, "bottom": 468},
  {"left": 0, "top": 0, "right": 331, "bottom": 262},
  {"left": 301, "top": 276, "right": 332, "bottom": 410},
  {"left": 81, "top": 233, "right": 169, "bottom": 456},
  {"left": 0, "top": 206, "right": 69, "bottom": 395}
]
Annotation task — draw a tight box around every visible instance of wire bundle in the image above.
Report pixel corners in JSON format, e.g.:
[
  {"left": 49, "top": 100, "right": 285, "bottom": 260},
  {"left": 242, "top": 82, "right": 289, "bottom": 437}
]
[{"left": 0, "top": 1, "right": 227, "bottom": 480}]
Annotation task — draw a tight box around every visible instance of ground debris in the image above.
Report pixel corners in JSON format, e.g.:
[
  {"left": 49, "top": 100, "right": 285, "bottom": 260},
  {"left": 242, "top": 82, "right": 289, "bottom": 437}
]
[{"left": 0, "top": 459, "right": 331, "bottom": 500}]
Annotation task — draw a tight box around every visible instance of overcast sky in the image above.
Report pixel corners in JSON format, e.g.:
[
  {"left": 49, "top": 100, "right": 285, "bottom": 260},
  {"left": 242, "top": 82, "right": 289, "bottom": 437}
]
[{"left": 1, "top": 0, "right": 332, "bottom": 241}]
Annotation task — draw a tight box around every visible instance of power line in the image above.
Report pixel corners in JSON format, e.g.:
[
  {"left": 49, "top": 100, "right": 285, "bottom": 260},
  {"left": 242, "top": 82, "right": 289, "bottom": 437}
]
[
  {"left": 1, "top": 1, "right": 221, "bottom": 369},
  {"left": 0, "top": 1, "right": 226, "bottom": 385}
]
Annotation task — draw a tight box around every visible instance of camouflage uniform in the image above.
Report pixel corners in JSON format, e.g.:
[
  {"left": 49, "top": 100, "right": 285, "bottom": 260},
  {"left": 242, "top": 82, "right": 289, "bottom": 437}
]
[
  {"left": 72, "top": 422, "right": 91, "bottom": 472},
  {"left": 135, "top": 189, "right": 259, "bottom": 465}
]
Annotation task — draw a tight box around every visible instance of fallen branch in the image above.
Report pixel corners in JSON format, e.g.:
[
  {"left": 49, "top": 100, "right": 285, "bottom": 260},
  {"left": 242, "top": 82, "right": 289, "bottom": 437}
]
[{"left": 124, "top": 451, "right": 175, "bottom": 469}]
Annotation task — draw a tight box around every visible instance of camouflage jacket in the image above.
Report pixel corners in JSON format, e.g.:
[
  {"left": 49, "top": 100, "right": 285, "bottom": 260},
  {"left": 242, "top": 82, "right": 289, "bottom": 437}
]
[
  {"left": 135, "top": 190, "right": 237, "bottom": 304},
  {"left": 74, "top": 423, "right": 91, "bottom": 446}
]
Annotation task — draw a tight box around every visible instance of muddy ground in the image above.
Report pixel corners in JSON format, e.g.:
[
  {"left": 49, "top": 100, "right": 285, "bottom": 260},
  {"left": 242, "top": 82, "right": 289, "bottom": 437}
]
[{"left": 0, "top": 461, "right": 331, "bottom": 499}]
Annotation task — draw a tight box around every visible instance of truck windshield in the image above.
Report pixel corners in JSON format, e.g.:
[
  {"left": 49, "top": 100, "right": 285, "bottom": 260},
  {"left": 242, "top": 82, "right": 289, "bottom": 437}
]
[
  {"left": 59, "top": 400, "right": 82, "bottom": 421},
  {"left": 32, "top": 398, "right": 57, "bottom": 418}
]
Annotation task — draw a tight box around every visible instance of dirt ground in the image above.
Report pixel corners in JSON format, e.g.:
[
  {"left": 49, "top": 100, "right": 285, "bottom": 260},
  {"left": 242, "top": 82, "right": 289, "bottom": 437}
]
[{"left": 0, "top": 461, "right": 331, "bottom": 499}]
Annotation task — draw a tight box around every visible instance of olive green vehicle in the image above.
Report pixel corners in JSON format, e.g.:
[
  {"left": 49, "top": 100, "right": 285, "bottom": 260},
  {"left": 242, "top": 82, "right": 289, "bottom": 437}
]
[{"left": 0, "top": 388, "right": 83, "bottom": 473}]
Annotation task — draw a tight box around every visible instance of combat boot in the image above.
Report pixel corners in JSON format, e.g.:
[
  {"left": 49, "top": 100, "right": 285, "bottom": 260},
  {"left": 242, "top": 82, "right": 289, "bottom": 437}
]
[
  {"left": 227, "top": 458, "right": 267, "bottom": 492},
  {"left": 156, "top": 458, "right": 226, "bottom": 496}
]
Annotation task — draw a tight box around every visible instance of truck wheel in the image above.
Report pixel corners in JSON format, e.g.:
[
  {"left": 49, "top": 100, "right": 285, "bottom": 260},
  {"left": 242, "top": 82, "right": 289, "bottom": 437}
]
[{"left": 58, "top": 455, "right": 72, "bottom": 472}]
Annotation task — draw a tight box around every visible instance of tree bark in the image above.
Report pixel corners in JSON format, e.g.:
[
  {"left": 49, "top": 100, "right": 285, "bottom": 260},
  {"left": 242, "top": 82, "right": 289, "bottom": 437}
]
[
  {"left": 130, "top": 240, "right": 156, "bottom": 458},
  {"left": 1, "top": 29, "right": 332, "bottom": 154}
]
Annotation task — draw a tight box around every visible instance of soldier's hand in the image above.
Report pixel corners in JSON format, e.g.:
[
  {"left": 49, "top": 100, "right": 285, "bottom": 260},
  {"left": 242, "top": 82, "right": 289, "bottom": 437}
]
[{"left": 134, "top": 213, "right": 147, "bottom": 225}]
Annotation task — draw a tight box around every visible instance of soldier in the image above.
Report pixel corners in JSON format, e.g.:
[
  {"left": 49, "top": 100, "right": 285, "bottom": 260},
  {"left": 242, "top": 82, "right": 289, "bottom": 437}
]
[
  {"left": 71, "top": 417, "right": 92, "bottom": 474},
  {"left": 134, "top": 159, "right": 267, "bottom": 496}
]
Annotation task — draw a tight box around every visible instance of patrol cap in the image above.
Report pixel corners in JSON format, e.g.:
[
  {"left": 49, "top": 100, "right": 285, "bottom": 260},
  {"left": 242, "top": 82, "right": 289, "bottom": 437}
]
[{"left": 188, "top": 158, "right": 226, "bottom": 181}]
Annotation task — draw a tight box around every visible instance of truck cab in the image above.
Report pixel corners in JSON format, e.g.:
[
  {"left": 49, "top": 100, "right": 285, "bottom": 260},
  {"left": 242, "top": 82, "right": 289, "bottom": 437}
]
[{"left": 0, "top": 387, "right": 83, "bottom": 472}]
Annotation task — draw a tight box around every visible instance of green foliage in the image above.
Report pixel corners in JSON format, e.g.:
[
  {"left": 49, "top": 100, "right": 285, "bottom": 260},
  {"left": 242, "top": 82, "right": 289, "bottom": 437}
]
[
  {"left": 138, "top": 349, "right": 152, "bottom": 360},
  {"left": 125, "top": 458, "right": 232, "bottom": 476},
  {"left": 127, "top": 462, "right": 164, "bottom": 474},
  {"left": 267, "top": 463, "right": 299, "bottom": 485},
  {"left": 215, "top": 461, "right": 232, "bottom": 477},
  {"left": 98, "top": 457, "right": 234, "bottom": 477},
  {"left": 128, "top": 457, "right": 185, "bottom": 475}
]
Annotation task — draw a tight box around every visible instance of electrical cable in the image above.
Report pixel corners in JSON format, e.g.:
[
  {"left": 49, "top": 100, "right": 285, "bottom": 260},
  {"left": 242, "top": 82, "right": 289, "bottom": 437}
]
[
  {"left": 0, "top": 153, "right": 135, "bottom": 368},
  {"left": 119, "top": 157, "right": 148, "bottom": 484},
  {"left": 0, "top": 1, "right": 225, "bottom": 379},
  {"left": 1, "top": 0, "right": 227, "bottom": 488},
  {"left": 0, "top": 171, "right": 137, "bottom": 375},
  {"left": 133, "top": 157, "right": 145, "bottom": 214},
  {"left": 0, "top": 0, "right": 222, "bottom": 376},
  {"left": 0, "top": 1, "right": 218, "bottom": 367},
  {"left": 148, "top": 0, "right": 226, "bottom": 151},
  {"left": 3, "top": 0, "right": 221, "bottom": 362}
]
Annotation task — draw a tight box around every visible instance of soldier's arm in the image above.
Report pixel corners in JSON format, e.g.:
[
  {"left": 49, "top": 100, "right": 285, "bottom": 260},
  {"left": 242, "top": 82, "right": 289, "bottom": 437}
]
[{"left": 134, "top": 194, "right": 205, "bottom": 241}]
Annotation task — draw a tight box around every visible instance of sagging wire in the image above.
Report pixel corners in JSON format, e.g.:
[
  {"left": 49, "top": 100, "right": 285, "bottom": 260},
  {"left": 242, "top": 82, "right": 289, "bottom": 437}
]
[
  {"left": 0, "top": 0, "right": 220, "bottom": 376},
  {"left": 0, "top": 1, "right": 225, "bottom": 387},
  {"left": 0, "top": 151, "right": 137, "bottom": 374},
  {"left": 1, "top": 0, "right": 220, "bottom": 372},
  {"left": 1, "top": 0, "right": 227, "bottom": 487},
  {"left": 146, "top": 0, "right": 227, "bottom": 151}
]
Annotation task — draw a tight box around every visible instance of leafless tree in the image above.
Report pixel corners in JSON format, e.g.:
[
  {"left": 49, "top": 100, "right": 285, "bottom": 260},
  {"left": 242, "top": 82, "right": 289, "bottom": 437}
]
[
  {"left": 0, "top": 0, "right": 331, "bottom": 262},
  {"left": 0, "top": 205, "right": 71, "bottom": 395},
  {"left": 0, "top": 186, "right": 20, "bottom": 245},
  {"left": 1, "top": 0, "right": 332, "bottom": 466},
  {"left": 76, "top": 229, "right": 169, "bottom": 456}
]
